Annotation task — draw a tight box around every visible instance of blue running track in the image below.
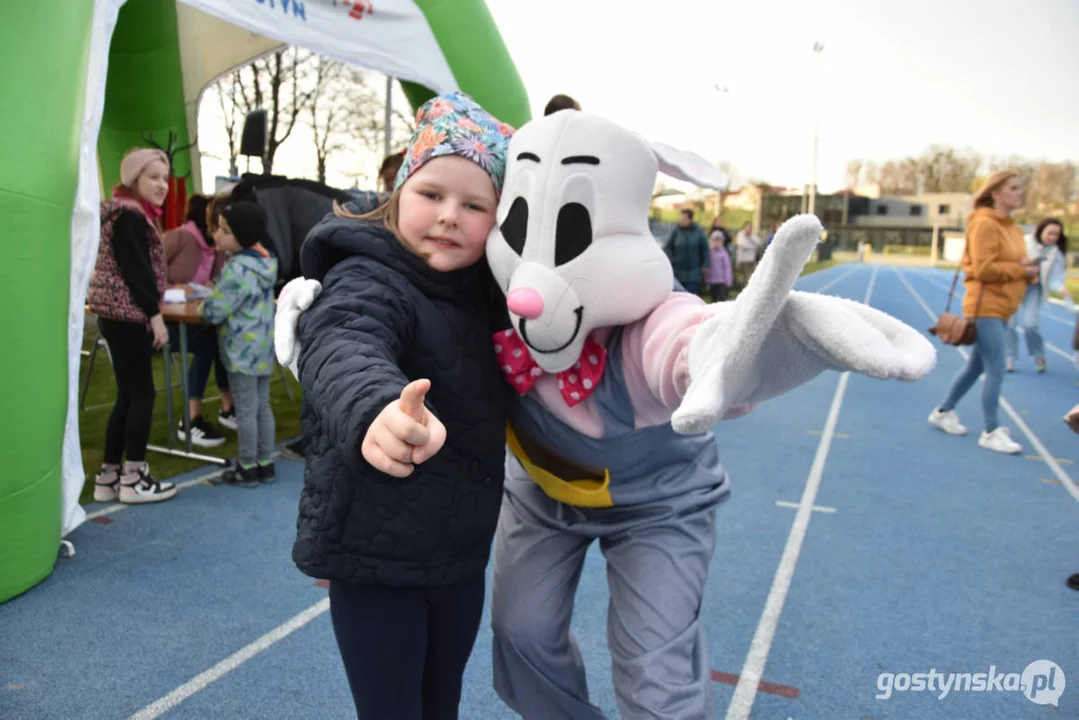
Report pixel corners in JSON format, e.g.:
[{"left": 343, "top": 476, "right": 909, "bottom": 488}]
[{"left": 3, "top": 264, "right": 1077, "bottom": 719}]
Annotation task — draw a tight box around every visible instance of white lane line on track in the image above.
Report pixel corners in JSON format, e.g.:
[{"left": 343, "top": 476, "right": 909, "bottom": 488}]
[{"left": 726, "top": 265, "right": 878, "bottom": 720}]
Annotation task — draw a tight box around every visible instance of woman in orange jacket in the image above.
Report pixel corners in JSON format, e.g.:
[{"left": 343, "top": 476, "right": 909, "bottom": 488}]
[{"left": 927, "top": 171, "right": 1038, "bottom": 454}]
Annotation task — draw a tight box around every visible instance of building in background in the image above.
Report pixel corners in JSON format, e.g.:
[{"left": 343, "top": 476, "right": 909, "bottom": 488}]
[
  {"left": 758, "top": 188, "right": 974, "bottom": 259},
  {"left": 898, "top": 192, "right": 971, "bottom": 228}
]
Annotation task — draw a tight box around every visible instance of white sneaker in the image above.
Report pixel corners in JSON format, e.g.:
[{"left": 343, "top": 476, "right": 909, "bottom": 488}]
[
  {"left": 928, "top": 408, "right": 967, "bottom": 436},
  {"left": 217, "top": 407, "right": 237, "bottom": 432},
  {"left": 119, "top": 466, "right": 178, "bottom": 504},
  {"left": 93, "top": 466, "right": 120, "bottom": 502},
  {"left": 978, "top": 427, "right": 1022, "bottom": 455},
  {"left": 177, "top": 416, "right": 226, "bottom": 448}
]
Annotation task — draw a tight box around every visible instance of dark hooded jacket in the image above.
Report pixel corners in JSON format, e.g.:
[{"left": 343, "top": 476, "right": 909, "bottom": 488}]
[{"left": 294, "top": 207, "right": 508, "bottom": 587}]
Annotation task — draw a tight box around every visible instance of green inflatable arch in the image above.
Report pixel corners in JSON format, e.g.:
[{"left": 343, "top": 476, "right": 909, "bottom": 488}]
[{"left": 0, "top": 0, "right": 528, "bottom": 603}]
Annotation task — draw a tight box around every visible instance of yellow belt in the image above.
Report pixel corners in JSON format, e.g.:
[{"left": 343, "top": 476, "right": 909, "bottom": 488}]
[{"left": 505, "top": 423, "right": 614, "bottom": 508}]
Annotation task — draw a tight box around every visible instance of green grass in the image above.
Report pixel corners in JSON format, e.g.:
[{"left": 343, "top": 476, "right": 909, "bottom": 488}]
[
  {"left": 77, "top": 334, "right": 303, "bottom": 505},
  {"left": 700, "top": 259, "right": 843, "bottom": 302},
  {"left": 650, "top": 207, "right": 755, "bottom": 231},
  {"left": 800, "top": 258, "right": 840, "bottom": 277}
]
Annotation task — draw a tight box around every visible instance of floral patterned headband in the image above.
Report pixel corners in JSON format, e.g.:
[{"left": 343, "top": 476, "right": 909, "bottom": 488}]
[{"left": 394, "top": 91, "right": 514, "bottom": 196}]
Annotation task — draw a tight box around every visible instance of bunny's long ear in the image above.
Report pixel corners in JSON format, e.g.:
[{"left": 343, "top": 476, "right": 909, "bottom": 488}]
[{"left": 650, "top": 140, "right": 729, "bottom": 190}]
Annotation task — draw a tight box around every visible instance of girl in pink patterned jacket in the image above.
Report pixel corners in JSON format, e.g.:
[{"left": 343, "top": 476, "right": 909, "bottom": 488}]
[{"left": 87, "top": 147, "right": 178, "bottom": 506}]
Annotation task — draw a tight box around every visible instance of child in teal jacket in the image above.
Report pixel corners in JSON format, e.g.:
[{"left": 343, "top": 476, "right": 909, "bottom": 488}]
[{"left": 200, "top": 201, "right": 278, "bottom": 486}]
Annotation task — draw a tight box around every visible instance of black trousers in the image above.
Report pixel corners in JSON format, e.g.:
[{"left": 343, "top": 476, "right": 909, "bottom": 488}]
[
  {"left": 98, "top": 317, "right": 156, "bottom": 464},
  {"left": 709, "top": 283, "right": 730, "bottom": 302},
  {"left": 328, "top": 574, "right": 486, "bottom": 720},
  {"left": 167, "top": 323, "right": 229, "bottom": 400}
]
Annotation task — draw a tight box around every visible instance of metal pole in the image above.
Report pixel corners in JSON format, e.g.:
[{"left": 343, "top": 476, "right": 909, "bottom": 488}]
[
  {"left": 809, "top": 41, "right": 824, "bottom": 217},
  {"left": 179, "top": 323, "right": 192, "bottom": 454},
  {"left": 713, "top": 84, "right": 728, "bottom": 223},
  {"left": 384, "top": 74, "right": 393, "bottom": 158},
  {"left": 931, "top": 222, "right": 940, "bottom": 266}
]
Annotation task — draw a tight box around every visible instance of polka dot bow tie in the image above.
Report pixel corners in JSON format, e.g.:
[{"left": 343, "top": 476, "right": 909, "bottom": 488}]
[{"left": 493, "top": 328, "right": 607, "bottom": 407}]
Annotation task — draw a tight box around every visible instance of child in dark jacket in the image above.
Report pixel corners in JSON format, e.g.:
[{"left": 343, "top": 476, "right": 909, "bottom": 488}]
[{"left": 294, "top": 92, "right": 513, "bottom": 718}]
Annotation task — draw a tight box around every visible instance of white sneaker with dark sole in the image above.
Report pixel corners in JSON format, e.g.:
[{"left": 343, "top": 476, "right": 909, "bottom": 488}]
[
  {"left": 928, "top": 408, "right": 967, "bottom": 436},
  {"left": 119, "top": 466, "right": 177, "bottom": 504}
]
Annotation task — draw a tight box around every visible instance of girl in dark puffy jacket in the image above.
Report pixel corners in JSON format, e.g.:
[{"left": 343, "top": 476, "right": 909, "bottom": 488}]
[
  {"left": 87, "top": 147, "right": 177, "bottom": 505},
  {"left": 292, "top": 92, "right": 513, "bottom": 719}
]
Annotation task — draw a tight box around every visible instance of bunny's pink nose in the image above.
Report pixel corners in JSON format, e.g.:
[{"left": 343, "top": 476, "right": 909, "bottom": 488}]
[{"left": 506, "top": 288, "right": 544, "bottom": 319}]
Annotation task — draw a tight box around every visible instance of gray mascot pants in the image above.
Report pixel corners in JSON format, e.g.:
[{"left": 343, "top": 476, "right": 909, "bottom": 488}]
[{"left": 491, "top": 471, "right": 718, "bottom": 719}]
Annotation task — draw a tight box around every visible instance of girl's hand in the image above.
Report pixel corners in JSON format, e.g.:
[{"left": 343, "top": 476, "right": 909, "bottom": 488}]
[
  {"left": 149, "top": 313, "right": 168, "bottom": 349},
  {"left": 361, "top": 379, "right": 447, "bottom": 477}
]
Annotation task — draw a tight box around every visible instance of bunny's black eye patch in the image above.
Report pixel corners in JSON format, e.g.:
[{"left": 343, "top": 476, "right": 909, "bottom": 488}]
[
  {"left": 501, "top": 197, "right": 528, "bottom": 255},
  {"left": 554, "top": 203, "right": 592, "bottom": 265}
]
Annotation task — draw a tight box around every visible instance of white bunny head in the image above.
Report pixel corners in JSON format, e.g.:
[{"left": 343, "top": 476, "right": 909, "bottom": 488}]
[{"left": 486, "top": 110, "right": 727, "bottom": 373}]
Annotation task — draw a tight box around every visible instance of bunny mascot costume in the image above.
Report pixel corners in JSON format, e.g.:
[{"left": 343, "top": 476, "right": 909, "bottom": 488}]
[{"left": 275, "top": 109, "right": 936, "bottom": 719}]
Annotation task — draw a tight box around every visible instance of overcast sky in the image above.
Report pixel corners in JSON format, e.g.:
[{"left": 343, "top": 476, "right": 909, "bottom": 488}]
[
  {"left": 485, "top": 0, "right": 1079, "bottom": 192},
  {"left": 200, "top": 0, "right": 1079, "bottom": 194}
]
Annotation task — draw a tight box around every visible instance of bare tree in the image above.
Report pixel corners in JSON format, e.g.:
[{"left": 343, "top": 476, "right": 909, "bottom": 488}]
[
  {"left": 940, "top": 150, "right": 982, "bottom": 193},
  {"left": 878, "top": 159, "right": 918, "bottom": 195},
  {"left": 215, "top": 79, "right": 245, "bottom": 177},
  {"left": 207, "top": 50, "right": 425, "bottom": 186},
  {"left": 229, "top": 59, "right": 264, "bottom": 156},
  {"left": 865, "top": 161, "right": 879, "bottom": 187},
  {"left": 305, "top": 64, "right": 417, "bottom": 185},
  {"left": 307, "top": 57, "right": 350, "bottom": 184},
  {"left": 854, "top": 146, "right": 983, "bottom": 195},
  {"left": 917, "top": 146, "right": 982, "bottom": 193},
  {"left": 340, "top": 70, "right": 415, "bottom": 158},
  {"left": 230, "top": 47, "right": 315, "bottom": 173},
  {"left": 1030, "top": 162, "right": 1077, "bottom": 209},
  {"left": 845, "top": 160, "right": 863, "bottom": 190}
]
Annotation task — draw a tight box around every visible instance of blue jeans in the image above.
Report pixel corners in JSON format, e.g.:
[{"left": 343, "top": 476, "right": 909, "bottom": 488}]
[
  {"left": 1004, "top": 286, "right": 1045, "bottom": 362},
  {"left": 939, "top": 318, "right": 1007, "bottom": 432},
  {"left": 168, "top": 324, "right": 229, "bottom": 400}
]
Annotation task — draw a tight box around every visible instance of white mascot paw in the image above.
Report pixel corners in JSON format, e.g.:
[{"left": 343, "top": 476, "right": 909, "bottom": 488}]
[
  {"left": 275, "top": 277, "right": 322, "bottom": 380},
  {"left": 671, "top": 214, "right": 823, "bottom": 435}
]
